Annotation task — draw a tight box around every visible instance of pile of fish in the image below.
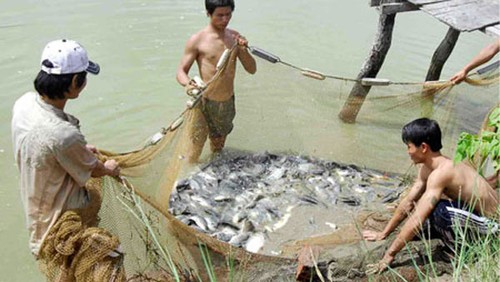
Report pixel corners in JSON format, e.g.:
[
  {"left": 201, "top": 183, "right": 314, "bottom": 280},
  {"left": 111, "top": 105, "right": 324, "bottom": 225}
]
[{"left": 169, "top": 151, "right": 405, "bottom": 254}]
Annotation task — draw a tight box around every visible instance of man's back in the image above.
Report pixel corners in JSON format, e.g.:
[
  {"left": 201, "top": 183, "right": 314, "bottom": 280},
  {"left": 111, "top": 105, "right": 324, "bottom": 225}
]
[
  {"left": 432, "top": 157, "right": 498, "bottom": 217},
  {"left": 12, "top": 91, "right": 97, "bottom": 255}
]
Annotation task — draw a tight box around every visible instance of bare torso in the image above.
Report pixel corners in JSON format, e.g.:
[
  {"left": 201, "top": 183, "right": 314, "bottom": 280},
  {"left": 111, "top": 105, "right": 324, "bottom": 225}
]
[
  {"left": 194, "top": 27, "right": 238, "bottom": 101},
  {"left": 423, "top": 157, "right": 498, "bottom": 217},
  {"left": 177, "top": 10, "right": 256, "bottom": 102}
]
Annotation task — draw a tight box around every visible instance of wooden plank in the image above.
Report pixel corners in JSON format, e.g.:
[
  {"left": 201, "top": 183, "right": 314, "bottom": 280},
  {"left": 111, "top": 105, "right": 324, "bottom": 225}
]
[
  {"left": 380, "top": 2, "right": 419, "bottom": 14},
  {"left": 421, "top": 0, "right": 500, "bottom": 31},
  {"left": 407, "top": 0, "right": 447, "bottom": 4},
  {"left": 370, "top": 0, "right": 408, "bottom": 7},
  {"left": 484, "top": 24, "right": 500, "bottom": 37},
  {"left": 374, "top": 0, "right": 500, "bottom": 35},
  {"left": 422, "top": 0, "right": 487, "bottom": 12}
]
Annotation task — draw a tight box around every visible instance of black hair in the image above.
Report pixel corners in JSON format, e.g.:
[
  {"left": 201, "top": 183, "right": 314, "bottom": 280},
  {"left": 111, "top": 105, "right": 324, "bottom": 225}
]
[
  {"left": 205, "top": 0, "right": 234, "bottom": 15},
  {"left": 34, "top": 60, "right": 87, "bottom": 100},
  {"left": 402, "top": 118, "right": 443, "bottom": 152}
]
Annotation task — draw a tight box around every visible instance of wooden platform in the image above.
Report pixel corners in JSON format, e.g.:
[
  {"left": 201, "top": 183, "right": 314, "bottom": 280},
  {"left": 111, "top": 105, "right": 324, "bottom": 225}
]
[{"left": 371, "top": 0, "right": 500, "bottom": 36}]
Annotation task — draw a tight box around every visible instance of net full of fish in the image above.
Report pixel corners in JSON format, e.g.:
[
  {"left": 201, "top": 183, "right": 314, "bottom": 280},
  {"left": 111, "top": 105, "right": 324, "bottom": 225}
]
[{"left": 169, "top": 152, "right": 405, "bottom": 255}]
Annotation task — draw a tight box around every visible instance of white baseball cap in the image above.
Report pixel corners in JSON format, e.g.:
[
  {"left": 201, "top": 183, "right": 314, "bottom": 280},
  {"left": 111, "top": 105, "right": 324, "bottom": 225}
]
[{"left": 40, "top": 39, "right": 100, "bottom": 75}]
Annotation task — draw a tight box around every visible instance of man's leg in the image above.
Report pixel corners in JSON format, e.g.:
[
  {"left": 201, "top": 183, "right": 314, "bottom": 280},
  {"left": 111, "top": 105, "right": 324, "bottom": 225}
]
[
  {"left": 428, "top": 200, "right": 458, "bottom": 253},
  {"left": 209, "top": 135, "right": 227, "bottom": 153},
  {"left": 203, "top": 97, "right": 235, "bottom": 155},
  {"left": 428, "top": 200, "right": 495, "bottom": 255}
]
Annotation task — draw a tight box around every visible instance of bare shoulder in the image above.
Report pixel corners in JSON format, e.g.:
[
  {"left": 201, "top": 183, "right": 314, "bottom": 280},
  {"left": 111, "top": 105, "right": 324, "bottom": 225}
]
[
  {"left": 227, "top": 28, "right": 240, "bottom": 37},
  {"left": 226, "top": 28, "right": 241, "bottom": 42},
  {"left": 186, "top": 29, "right": 207, "bottom": 46},
  {"left": 417, "top": 164, "right": 431, "bottom": 181},
  {"left": 427, "top": 161, "right": 454, "bottom": 187}
]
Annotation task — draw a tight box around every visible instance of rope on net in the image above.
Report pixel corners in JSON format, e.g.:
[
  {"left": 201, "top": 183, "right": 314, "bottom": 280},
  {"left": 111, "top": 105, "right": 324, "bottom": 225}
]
[{"left": 249, "top": 46, "right": 500, "bottom": 87}]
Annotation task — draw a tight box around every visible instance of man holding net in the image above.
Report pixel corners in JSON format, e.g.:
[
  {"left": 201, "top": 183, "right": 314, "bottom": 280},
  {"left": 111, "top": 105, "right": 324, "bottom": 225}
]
[
  {"left": 12, "top": 39, "right": 125, "bottom": 280},
  {"left": 450, "top": 39, "right": 500, "bottom": 188},
  {"left": 450, "top": 39, "right": 500, "bottom": 84},
  {"left": 362, "top": 118, "right": 498, "bottom": 274},
  {"left": 176, "top": 0, "right": 256, "bottom": 163}
]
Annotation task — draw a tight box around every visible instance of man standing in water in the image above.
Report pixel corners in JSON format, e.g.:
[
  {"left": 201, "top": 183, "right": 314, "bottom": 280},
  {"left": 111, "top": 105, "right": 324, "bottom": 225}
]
[
  {"left": 362, "top": 118, "right": 498, "bottom": 274},
  {"left": 176, "top": 0, "right": 256, "bottom": 163},
  {"left": 12, "top": 39, "right": 124, "bottom": 280}
]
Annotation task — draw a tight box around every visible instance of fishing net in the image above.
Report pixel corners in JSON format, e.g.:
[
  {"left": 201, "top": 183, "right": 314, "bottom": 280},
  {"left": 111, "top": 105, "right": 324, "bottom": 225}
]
[{"left": 39, "top": 46, "right": 499, "bottom": 281}]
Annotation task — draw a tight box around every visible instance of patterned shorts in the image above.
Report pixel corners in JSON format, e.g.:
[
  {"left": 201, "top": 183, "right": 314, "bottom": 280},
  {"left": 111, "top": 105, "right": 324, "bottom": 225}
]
[
  {"left": 425, "top": 200, "right": 498, "bottom": 252},
  {"left": 201, "top": 96, "right": 236, "bottom": 138}
]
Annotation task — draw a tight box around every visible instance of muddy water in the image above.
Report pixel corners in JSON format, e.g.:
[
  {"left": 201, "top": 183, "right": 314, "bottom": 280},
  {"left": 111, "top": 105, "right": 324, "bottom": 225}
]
[
  {"left": 0, "top": 0, "right": 496, "bottom": 280},
  {"left": 261, "top": 205, "right": 358, "bottom": 256}
]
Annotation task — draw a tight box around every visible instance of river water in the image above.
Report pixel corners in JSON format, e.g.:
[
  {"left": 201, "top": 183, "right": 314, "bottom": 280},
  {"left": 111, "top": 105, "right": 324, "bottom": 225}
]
[{"left": 0, "top": 0, "right": 496, "bottom": 280}]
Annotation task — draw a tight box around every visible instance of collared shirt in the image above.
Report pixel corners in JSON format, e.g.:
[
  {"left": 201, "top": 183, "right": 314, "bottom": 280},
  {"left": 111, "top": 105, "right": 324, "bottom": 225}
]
[{"left": 11, "top": 92, "right": 97, "bottom": 256}]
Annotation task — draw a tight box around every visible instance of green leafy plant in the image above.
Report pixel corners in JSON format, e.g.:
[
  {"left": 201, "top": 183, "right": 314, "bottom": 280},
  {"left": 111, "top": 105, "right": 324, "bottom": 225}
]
[{"left": 454, "top": 107, "right": 499, "bottom": 176}]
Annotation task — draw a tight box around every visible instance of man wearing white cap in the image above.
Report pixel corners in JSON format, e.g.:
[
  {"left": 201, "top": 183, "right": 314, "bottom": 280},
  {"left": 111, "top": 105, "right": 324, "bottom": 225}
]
[{"left": 11, "top": 39, "right": 124, "bottom": 280}]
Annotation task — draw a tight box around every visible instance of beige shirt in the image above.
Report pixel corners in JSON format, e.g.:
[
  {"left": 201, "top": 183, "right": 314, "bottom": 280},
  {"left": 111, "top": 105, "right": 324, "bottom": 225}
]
[{"left": 11, "top": 92, "right": 97, "bottom": 256}]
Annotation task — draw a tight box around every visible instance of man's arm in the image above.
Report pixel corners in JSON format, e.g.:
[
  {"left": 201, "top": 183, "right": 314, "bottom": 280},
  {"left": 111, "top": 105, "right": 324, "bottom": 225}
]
[
  {"left": 367, "top": 172, "right": 446, "bottom": 274},
  {"left": 363, "top": 169, "right": 427, "bottom": 241},
  {"left": 450, "top": 39, "right": 500, "bottom": 84},
  {"left": 486, "top": 171, "right": 499, "bottom": 189},
  {"left": 234, "top": 34, "right": 256, "bottom": 74},
  {"left": 176, "top": 36, "right": 199, "bottom": 87},
  {"left": 91, "top": 159, "right": 120, "bottom": 178},
  {"left": 382, "top": 181, "right": 443, "bottom": 263}
]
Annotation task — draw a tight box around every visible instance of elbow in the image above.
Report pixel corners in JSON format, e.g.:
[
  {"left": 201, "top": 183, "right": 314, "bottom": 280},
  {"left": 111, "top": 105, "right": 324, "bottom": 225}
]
[
  {"left": 176, "top": 66, "right": 191, "bottom": 86},
  {"left": 175, "top": 70, "right": 182, "bottom": 85},
  {"left": 175, "top": 76, "right": 183, "bottom": 86}
]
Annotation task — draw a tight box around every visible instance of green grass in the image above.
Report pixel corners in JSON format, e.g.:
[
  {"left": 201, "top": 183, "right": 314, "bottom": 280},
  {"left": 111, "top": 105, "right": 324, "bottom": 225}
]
[
  {"left": 393, "top": 204, "right": 499, "bottom": 282},
  {"left": 449, "top": 207, "right": 499, "bottom": 282}
]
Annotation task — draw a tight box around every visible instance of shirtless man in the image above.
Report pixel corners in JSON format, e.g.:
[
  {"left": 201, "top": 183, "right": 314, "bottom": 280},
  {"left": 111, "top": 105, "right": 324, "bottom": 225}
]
[
  {"left": 176, "top": 0, "right": 256, "bottom": 163},
  {"left": 363, "top": 118, "right": 498, "bottom": 274}
]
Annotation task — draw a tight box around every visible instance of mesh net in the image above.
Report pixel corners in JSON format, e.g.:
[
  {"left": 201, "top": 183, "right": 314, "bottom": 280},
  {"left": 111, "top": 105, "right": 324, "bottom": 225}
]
[{"left": 39, "top": 47, "right": 499, "bottom": 281}]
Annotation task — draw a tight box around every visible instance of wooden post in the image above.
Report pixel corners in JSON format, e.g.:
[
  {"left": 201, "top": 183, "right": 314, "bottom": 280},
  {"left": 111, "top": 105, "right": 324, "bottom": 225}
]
[
  {"left": 425, "top": 27, "right": 460, "bottom": 81},
  {"left": 421, "top": 27, "right": 460, "bottom": 117},
  {"left": 338, "top": 13, "right": 396, "bottom": 123}
]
